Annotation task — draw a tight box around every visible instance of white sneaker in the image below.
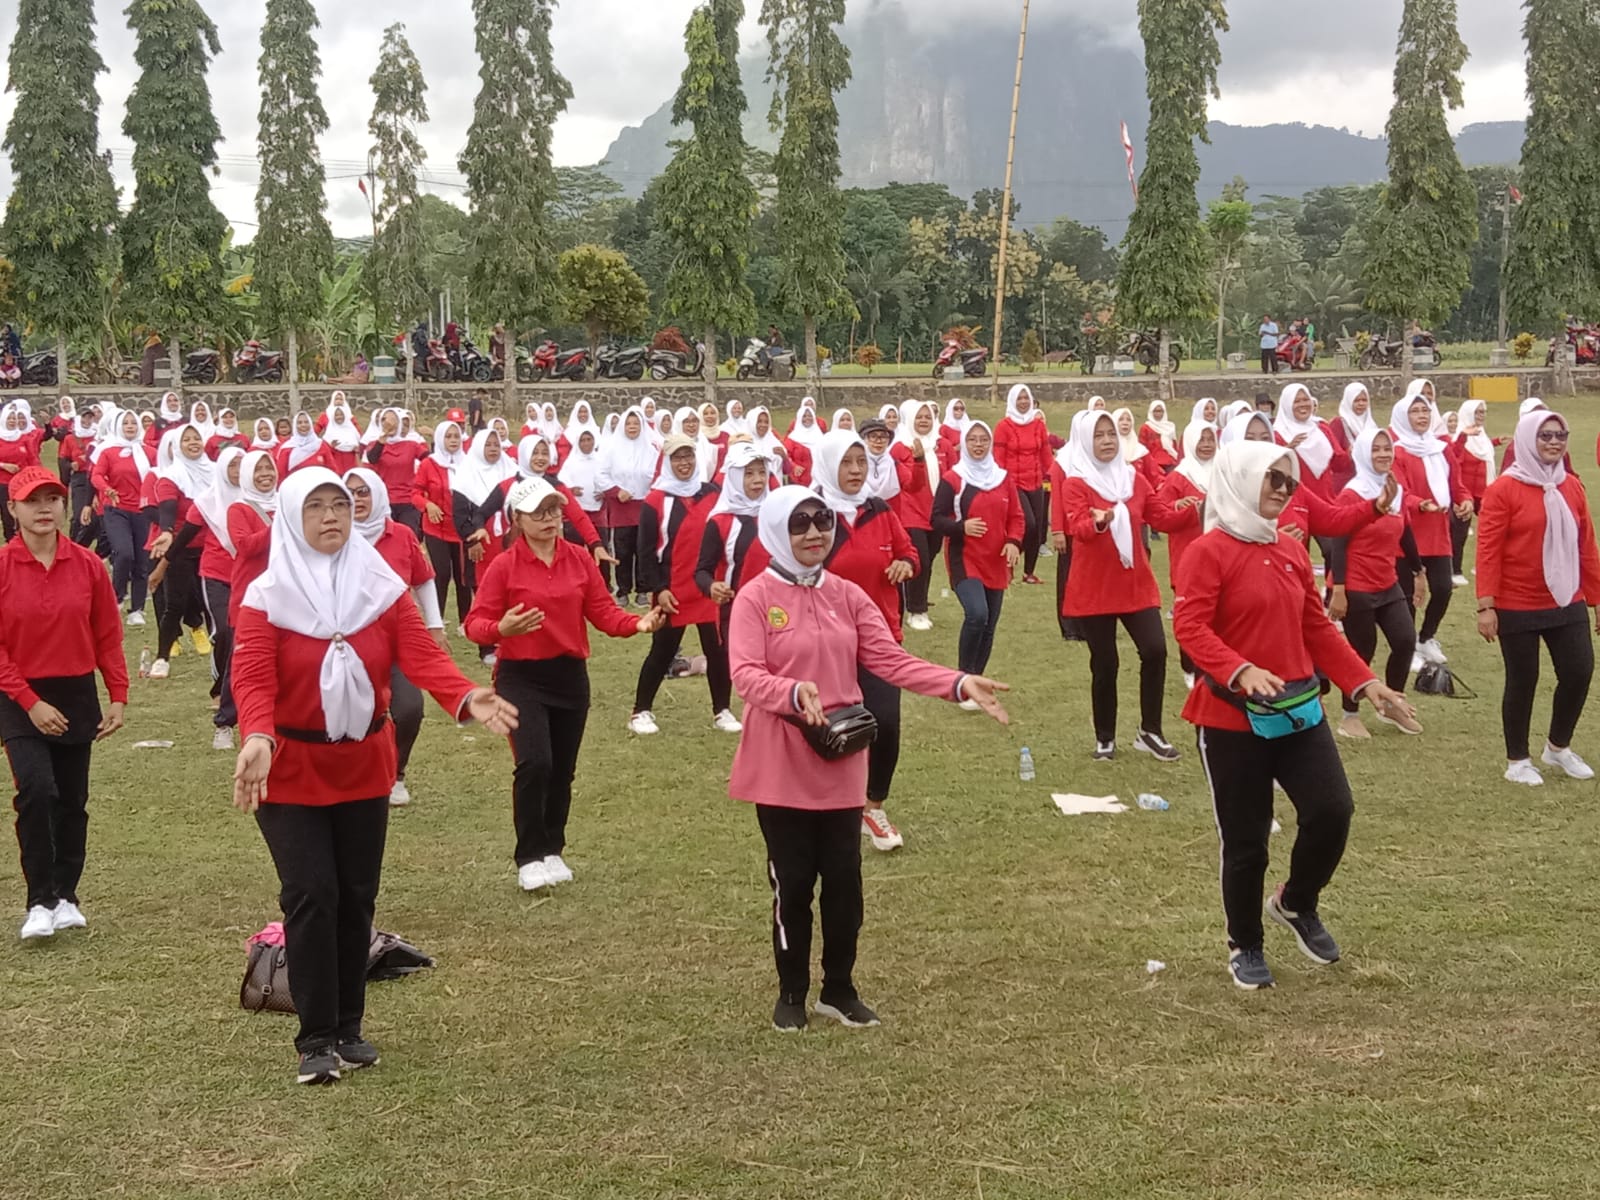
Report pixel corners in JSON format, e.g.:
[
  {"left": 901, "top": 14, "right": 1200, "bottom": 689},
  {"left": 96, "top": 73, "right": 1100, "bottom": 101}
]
[
  {"left": 19, "top": 905, "right": 55, "bottom": 940},
  {"left": 481, "top": 652, "right": 497, "bottom": 669},
  {"left": 52, "top": 901, "right": 86, "bottom": 931},
  {"left": 712, "top": 709, "right": 743, "bottom": 733},
  {"left": 147, "top": 658, "right": 170, "bottom": 679},
  {"left": 1541, "top": 744, "right": 1595, "bottom": 780},
  {"left": 1451, "top": 574, "right": 1469, "bottom": 587},
  {"left": 1183, "top": 671, "right": 1196, "bottom": 691},
  {"left": 517, "top": 860, "right": 551, "bottom": 891},
  {"left": 543, "top": 854, "right": 574, "bottom": 884},
  {"left": 1417, "top": 638, "right": 1447, "bottom": 665},
  {"left": 957, "top": 698, "right": 980, "bottom": 712},
  {"left": 906, "top": 613, "right": 932, "bottom": 632},
  {"left": 628, "top": 711, "right": 659, "bottom": 735},
  {"left": 1410, "top": 651, "right": 1425, "bottom": 674},
  {"left": 389, "top": 779, "right": 411, "bottom": 807},
  {"left": 1505, "top": 759, "right": 1544, "bottom": 787},
  {"left": 211, "top": 726, "right": 234, "bottom": 751},
  {"left": 126, "top": 611, "right": 145, "bottom": 627}
]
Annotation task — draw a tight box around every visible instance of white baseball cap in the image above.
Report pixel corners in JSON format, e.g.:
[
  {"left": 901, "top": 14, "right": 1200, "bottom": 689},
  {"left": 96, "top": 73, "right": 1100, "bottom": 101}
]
[{"left": 505, "top": 476, "right": 565, "bottom": 515}]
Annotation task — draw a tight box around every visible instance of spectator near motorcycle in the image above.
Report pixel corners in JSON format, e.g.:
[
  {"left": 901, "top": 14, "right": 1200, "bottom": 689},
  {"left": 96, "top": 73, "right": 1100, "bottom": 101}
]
[{"left": 1259, "top": 315, "right": 1279, "bottom": 374}]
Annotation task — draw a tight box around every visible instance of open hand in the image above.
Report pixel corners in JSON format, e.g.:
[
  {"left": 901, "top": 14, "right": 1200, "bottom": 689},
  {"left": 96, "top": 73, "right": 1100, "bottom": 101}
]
[
  {"left": 498, "top": 604, "right": 544, "bottom": 638},
  {"left": 885, "top": 559, "right": 915, "bottom": 585},
  {"left": 1001, "top": 543, "right": 1020, "bottom": 568},
  {"left": 466, "top": 688, "right": 519, "bottom": 735},
  {"left": 960, "top": 675, "right": 1011, "bottom": 724},
  {"left": 1364, "top": 683, "right": 1415, "bottom": 724},
  {"left": 1377, "top": 476, "right": 1398, "bottom": 514},
  {"left": 963, "top": 518, "right": 988, "bottom": 538},
  {"left": 95, "top": 702, "right": 125, "bottom": 741},
  {"left": 149, "top": 531, "right": 173, "bottom": 559},
  {"left": 592, "top": 545, "right": 618, "bottom": 566},
  {"left": 1235, "top": 666, "right": 1287, "bottom": 699},
  {"left": 233, "top": 737, "right": 273, "bottom": 813}
]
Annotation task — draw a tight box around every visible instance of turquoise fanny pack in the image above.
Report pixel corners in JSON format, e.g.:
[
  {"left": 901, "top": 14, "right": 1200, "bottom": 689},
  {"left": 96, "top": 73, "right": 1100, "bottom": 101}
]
[{"left": 1208, "top": 675, "right": 1326, "bottom": 740}]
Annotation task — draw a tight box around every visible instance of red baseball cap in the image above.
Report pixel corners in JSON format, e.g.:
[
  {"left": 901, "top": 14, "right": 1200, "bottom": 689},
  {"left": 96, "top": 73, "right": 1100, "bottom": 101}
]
[
  {"left": 9, "top": 466, "right": 67, "bottom": 502},
  {"left": 445, "top": 408, "right": 467, "bottom": 425}
]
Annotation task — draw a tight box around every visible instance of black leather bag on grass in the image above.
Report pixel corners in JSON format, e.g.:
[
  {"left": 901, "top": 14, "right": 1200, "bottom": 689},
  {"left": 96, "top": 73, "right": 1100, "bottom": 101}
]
[
  {"left": 240, "top": 929, "right": 436, "bottom": 1015},
  {"left": 786, "top": 703, "right": 879, "bottom": 761}
]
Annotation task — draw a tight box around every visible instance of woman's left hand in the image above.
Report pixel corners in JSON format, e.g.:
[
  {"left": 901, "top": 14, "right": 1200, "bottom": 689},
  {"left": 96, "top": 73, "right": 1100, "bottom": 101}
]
[
  {"left": 466, "top": 688, "right": 519, "bottom": 735},
  {"left": 591, "top": 545, "right": 618, "bottom": 566},
  {"left": 884, "top": 559, "right": 915, "bottom": 585},
  {"left": 1001, "top": 544, "right": 1020, "bottom": 568},
  {"left": 637, "top": 607, "right": 667, "bottom": 633},
  {"left": 233, "top": 737, "right": 273, "bottom": 813},
  {"left": 1364, "top": 683, "right": 1414, "bottom": 724},
  {"left": 95, "top": 702, "right": 125, "bottom": 741},
  {"left": 961, "top": 675, "right": 1011, "bottom": 724}
]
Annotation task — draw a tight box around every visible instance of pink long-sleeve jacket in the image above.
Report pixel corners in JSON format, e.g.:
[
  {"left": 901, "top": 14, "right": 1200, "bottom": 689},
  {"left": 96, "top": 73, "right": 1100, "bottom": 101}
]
[{"left": 728, "top": 569, "right": 967, "bottom": 810}]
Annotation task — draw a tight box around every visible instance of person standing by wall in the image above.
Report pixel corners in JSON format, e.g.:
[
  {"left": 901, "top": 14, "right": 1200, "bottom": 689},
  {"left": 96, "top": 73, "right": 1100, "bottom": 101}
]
[
  {"left": 993, "top": 385, "right": 1053, "bottom": 586},
  {"left": 1259, "top": 315, "right": 1280, "bottom": 374}
]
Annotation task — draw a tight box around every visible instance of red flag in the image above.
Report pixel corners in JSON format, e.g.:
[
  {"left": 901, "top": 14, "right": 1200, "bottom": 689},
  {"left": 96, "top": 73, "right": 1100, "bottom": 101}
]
[
  {"left": 357, "top": 177, "right": 369, "bottom": 198},
  {"left": 1121, "top": 121, "right": 1139, "bottom": 204},
  {"left": 1509, "top": 184, "right": 1523, "bottom": 204}
]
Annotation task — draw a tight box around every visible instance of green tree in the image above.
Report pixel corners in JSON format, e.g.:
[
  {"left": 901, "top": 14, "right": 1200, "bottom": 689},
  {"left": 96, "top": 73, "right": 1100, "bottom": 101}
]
[
  {"left": 1507, "top": 0, "right": 1599, "bottom": 391},
  {"left": 552, "top": 166, "right": 627, "bottom": 252},
  {"left": 1114, "top": 0, "right": 1227, "bottom": 399},
  {"left": 658, "top": 0, "right": 758, "bottom": 398},
  {"left": 761, "top": 0, "right": 852, "bottom": 381},
  {"left": 1362, "top": 0, "right": 1479, "bottom": 380},
  {"left": 120, "top": 0, "right": 228, "bottom": 391},
  {"left": 368, "top": 21, "right": 431, "bottom": 359},
  {"left": 1, "top": 0, "right": 119, "bottom": 394},
  {"left": 254, "top": 0, "right": 332, "bottom": 406},
  {"left": 1043, "top": 216, "right": 1119, "bottom": 284},
  {"left": 559, "top": 243, "right": 651, "bottom": 356},
  {"left": 1206, "top": 179, "right": 1253, "bottom": 368},
  {"left": 459, "top": 0, "right": 572, "bottom": 407}
]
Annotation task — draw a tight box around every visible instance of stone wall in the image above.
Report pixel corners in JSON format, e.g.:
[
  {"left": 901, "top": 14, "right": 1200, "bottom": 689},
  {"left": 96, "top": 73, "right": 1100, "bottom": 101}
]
[{"left": 14, "top": 365, "right": 1555, "bottom": 423}]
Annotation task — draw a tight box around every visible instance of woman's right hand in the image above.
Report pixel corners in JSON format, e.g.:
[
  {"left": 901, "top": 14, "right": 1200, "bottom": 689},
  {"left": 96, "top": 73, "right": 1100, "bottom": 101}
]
[
  {"left": 1049, "top": 531, "right": 1066, "bottom": 553},
  {"left": 1235, "top": 666, "right": 1287, "bottom": 698},
  {"left": 27, "top": 700, "right": 68, "bottom": 737},
  {"left": 498, "top": 604, "right": 544, "bottom": 639},
  {"left": 424, "top": 502, "right": 443, "bottom": 524},
  {"left": 617, "top": 490, "right": 633, "bottom": 504},
  {"left": 233, "top": 737, "right": 272, "bottom": 813},
  {"left": 963, "top": 517, "right": 988, "bottom": 538},
  {"left": 795, "top": 682, "right": 826, "bottom": 726},
  {"left": 710, "top": 581, "right": 736, "bottom": 604},
  {"left": 1477, "top": 608, "right": 1498, "bottom": 643},
  {"left": 1328, "top": 586, "right": 1348, "bottom": 622},
  {"left": 149, "top": 531, "right": 173, "bottom": 559}
]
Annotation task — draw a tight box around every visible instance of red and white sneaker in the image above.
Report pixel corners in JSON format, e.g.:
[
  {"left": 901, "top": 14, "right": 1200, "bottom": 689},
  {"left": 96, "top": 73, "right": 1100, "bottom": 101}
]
[{"left": 861, "top": 808, "right": 904, "bottom": 851}]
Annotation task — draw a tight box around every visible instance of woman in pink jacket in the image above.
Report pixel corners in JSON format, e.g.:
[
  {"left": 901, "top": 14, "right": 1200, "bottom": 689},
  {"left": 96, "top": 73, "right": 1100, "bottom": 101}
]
[{"left": 728, "top": 486, "right": 1009, "bottom": 1033}]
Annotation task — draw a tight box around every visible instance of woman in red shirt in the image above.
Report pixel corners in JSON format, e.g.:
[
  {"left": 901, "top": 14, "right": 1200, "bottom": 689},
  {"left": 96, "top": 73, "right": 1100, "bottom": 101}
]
[
  {"left": 1148, "top": 418, "right": 1216, "bottom": 685},
  {"left": 226, "top": 451, "right": 277, "bottom": 629},
  {"left": 1388, "top": 382, "right": 1472, "bottom": 668},
  {"left": 629, "top": 435, "right": 727, "bottom": 735},
  {"left": 813, "top": 429, "right": 919, "bottom": 852},
  {"left": 205, "top": 408, "right": 248, "bottom": 460},
  {"left": 595, "top": 407, "right": 658, "bottom": 607},
  {"left": 1327, "top": 428, "right": 1420, "bottom": 739},
  {"left": 231, "top": 468, "right": 517, "bottom": 1085},
  {"left": 320, "top": 402, "right": 363, "bottom": 477},
  {"left": 413, "top": 420, "right": 472, "bottom": 631},
  {"left": 1054, "top": 409, "right": 1182, "bottom": 762},
  {"left": 891, "top": 400, "right": 941, "bottom": 630},
  {"left": 1476, "top": 410, "right": 1600, "bottom": 787},
  {"left": 1450, "top": 399, "right": 1499, "bottom": 584},
  {"left": 276, "top": 412, "right": 333, "bottom": 480},
  {"left": 465, "top": 477, "right": 659, "bottom": 892},
  {"left": 1272, "top": 383, "right": 1349, "bottom": 503},
  {"left": 993, "top": 385, "right": 1052, "bottom": 585},
  {"left": 931, "top": 422, "right": 1023, "bottom": 682},
  {"left": 147, "top": 425, "right": 215, "bottom": 678},
  {"left": 361, "top": 408, "right": 430, "bottom": 538},
  {"left": 694, "top": 442, "right": 772, "bottom": 614},
  {"left": 784, "top": 405, "right": 824, "bottom": 486},
  {"left": 178, "top": 447, "right": 248, "bottom": 744},
  {"left": 0, "top": 401, "right": 49, "bottom": 540},
  {"left": 0, "top": 467, "right": 127, "bottom": 941},
  {"left": 1173, "top": 440, "right": 1411, "bottom": 990},
  {"left": 91, "top": 410, "right": 154, "bottom": 623},
  {"left": 1139, "top": 399, "right": 1179, "bottom": 475}
]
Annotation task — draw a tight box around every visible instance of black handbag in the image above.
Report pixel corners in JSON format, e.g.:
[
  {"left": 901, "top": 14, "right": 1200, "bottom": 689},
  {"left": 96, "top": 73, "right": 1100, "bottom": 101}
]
[{"left": 788, "top": 703, "right": 879, "bottom": 761}]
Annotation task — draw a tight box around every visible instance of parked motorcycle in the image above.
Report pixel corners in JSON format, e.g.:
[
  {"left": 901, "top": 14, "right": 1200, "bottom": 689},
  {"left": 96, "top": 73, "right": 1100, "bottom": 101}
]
[
  {"left": 521, "top": 340, "right": 591, "bottom": 383},
  {"left": 737, "top": 337, "right": 798, "bottom": 382},
  {"left": 933, "top": 338, "right": 989, "bottom": 378},
  {"left": 451, "top": 337, "right": 495, "bottom": 383},
  {"left": 18, "top": 350, "right": 58, "bottom": 387},
  {"left": 1547, "top": 323, "right": 1600, "bottom": 367},
  {"left": 593, "top": 340, "right": 649, "bottom": 382},
  {"left": 1123, "top": 330, "right": 1182, "bottom": 373},
  {"left": 232, "top": 340, "right": 285, "bottom": 383},
  {"left": 1274, "top": 333, "right": 1316, "bottom": 372},
  {"left": 1358, "top": 332, "right": 1441, "bottom": 371},
  {"left": 649, "top": 340, "right": 712, "bottom": 380},
  {"left": 183, "top": 348, "right": 222, "bottom": 384}
]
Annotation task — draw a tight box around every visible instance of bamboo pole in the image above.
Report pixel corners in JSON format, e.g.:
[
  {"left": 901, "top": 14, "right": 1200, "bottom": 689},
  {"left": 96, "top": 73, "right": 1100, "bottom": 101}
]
[{"left": 989, "top": 0, "right": 1029, "bottom": 402}]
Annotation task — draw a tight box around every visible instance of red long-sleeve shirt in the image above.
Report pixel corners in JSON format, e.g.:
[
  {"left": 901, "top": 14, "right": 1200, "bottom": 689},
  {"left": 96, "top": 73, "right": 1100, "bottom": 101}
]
[
  {"left": 274, "top": 442, "right": 335, "bottom": 481},
  {"left": 232, "top": 598, "right": 476, "bottom": 806},
  {"left": 0, "top": 429, "right": 47, "bottom": 484},
  {"left": 1147, "top": 470, "right": 1206, "bottom": 592},
  {"left": 1275, "top": 422, "right": 1352, "bottom": 502},
  {"left": 888, "top": 442, "right": 936, "bottom": 530},
  {"left": 464, "top": 536, "right": 641, "bottom": 659},
  {"left": 1476, "top": 473, "right": 1600, "bottom": 612},
  {"left": 638, "top": 484, "right": 721, "bottom": 627},
  {"left": 90, "top": 450, "right": 147, "bottom": 513},
  {"left": 1138, "top": 424, "right": 1178, "bottom": 475},
  {"left": 178, "top": 499, "right": 228, "bottom": 581},
  {"left": 993, "top": 417, "right": 1053, "bottom": 491},
  {"left": 373, "top": 520, "right": 434, "bottom": 588},
  {"left": 1052, "top": 470, "right": 1181, "bottom": 616},
  {"left": 226, "top": 503, "right": 272, "bottom": 625},
  {"left": 412, "top": 456, "right": 459, "bottom": 542},
  {"left": 1450, "top": 435, "right": 1501, "bottom": 501},
  {"left": 1392, "top": 447, "right": 1468, "bottom": 557},
  {"left": 364, "top": 439, "right": 428, "bottom": 507},
  {"left": 823, "top": 500, "right": 919, "bottom": 642},
  {"left": 1174, "top": 530, "right": 1375, "bottom": 734},
  {"left": 0, "top": 536, "right": 129, "bottom": 709},
  {"left": 931, "top": 471, "right": 1024, "bottom": 591},
  {"left": 205, "top": 432, "right": 249, "bottom": 461}
]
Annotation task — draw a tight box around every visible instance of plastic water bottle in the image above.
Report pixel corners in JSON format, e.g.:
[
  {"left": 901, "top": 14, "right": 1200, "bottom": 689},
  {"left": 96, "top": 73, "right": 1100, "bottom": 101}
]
[
  {"left": 1136, "top": 793, "right": 1169, "bottom": 811},
  {"left": 138, "top": 648, "right": 151, "bottom": 679},
  {"left": 1019, "top": 746, "right": 1035, "bottom": 782}
]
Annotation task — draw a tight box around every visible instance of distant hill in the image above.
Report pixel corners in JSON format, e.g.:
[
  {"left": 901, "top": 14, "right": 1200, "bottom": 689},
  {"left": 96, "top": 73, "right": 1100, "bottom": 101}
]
[{"left": 598, "top": 8, "right": 1523, "bottom": 239}]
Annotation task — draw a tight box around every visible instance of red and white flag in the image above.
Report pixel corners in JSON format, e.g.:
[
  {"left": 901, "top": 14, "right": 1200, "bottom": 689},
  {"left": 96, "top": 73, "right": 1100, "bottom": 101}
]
[
  {"left": 1121, "top": 121, "right": 1139, "bottom": 204},
  {"left": 1509, "top": 184, "right": 1523, "bottom": 205}
]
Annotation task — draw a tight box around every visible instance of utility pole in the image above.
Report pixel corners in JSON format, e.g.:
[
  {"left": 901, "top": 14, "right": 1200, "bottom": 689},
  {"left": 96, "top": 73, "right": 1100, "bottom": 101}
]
[
  {"left": 1496, "top": 182, "right": 1511, "bottom": 352},
  {"left": 989, "top": 0, "right": 1029, "bottom": 402},
  {"left": 364, "top": 152, "right": 384, "bottom": 348}
]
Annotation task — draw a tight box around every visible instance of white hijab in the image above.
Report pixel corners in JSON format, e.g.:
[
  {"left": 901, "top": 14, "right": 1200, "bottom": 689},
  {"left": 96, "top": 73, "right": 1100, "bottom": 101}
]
[
  {"left": 1004, "top": 384, "right": 1039, "bottom": 426},
  {"left": 563, "top": 402, "right": 601, "bottom": 447},
  {"left": 453, "top": 431, "right": 515, "bottom": 507},
  {"left": 1145, "top": 400, "right": 1177, "bottom": 455},
  {"left": 157, "top": 425, "right": 214, "bottom": 498},
  {"left": 1220, "top": 410, "right": 1273, "bottom": 447},
  {"left": 724, "top": 400, "right": 748, "bottom": 437},
  {"left": 345, "top": 467, "right": 390, "bottom": 546},
  {"left": 0, "top": 401, "right": 29, "bottom": 442},
  {"left": 1191, "top": 397, "right": 1219, "bottom": 427},
  {"left": 1456, "top": 399, "right": 1496, "bottom": 483},
  {"left": 1112, "top": 409, "right": 1148, "bottom": 464},
  {"left": 184, "top": 402, "right": 214, "bottom": 441},
  {"left": 1273, "top": 383, "right": 1334, "bottom": 477},
  {"left": 711, "top": 442, "right": 767, "bottom": 518},
  {"left": 157, "top": 391, "right": 183, "bottom": 422},
  {"left": 1388, "top": 382, "right": 1451, "bottom": 507},
  {"left": 896, "top": 399, "right": 940, "bottom": 492},
  {"left": 251, "top": 417, "right": 278, "bottom": 450},
  {"left": 1174, "top": 421, "right": 1217, "bottom": 493},
  {"left": 942, "top": 398, "right": 973, "bottom": 438},
  {"left": 954, "top": 420, "right": 1007, "bottom": 493},
  {"left": 1068, "top": 410, "right": 1135, "bottom": 568},
  {"left": 361, "top": 407, "right": 397, "bottom": 445},
  {"left": 1206, "top": 441, "right": 1298, "bottom": 546},
  {"left": 242, "top": 469, "right": 408, "bottom": 743},
  {"left": 746, "top": 407, "right": 784, "bottom": 460},
  {"left": 788, "top": 405, "right": 825, "bottom": 449},
  {"left": 814, "top": 429, "right": 870, "bottom": 516},
  {"left": 556, "top": 432, "right": 603, "bottom": 511},
  {"left": 103, "top": 413, "right": 153, "bottom": 478},
  {"left": 829, "top": 407, "right": 855, "bottom": 434},
  {"left": 195, "top": 447, "right": 245, "bottom": 553},
  {"left": 1505, "top": 410, "right": 1581, "bottom": 608},
  {"left": 238, "top": 449, "right": 279, "bottom": 515},
  {"left": 431, "top": 420, "right": 466, "bottom": 483},
  {"left": 286, "top": 412, "right": 323, "bottom": 470},
  {"left": 1346, "top": 426, "right": 1400, "bottom": 507},
  {"left": 598, "top": 407, "right": 659, "bottom": 498},
  {"left": 1339, "top": 383, "right": 1374, "bottom": 445},
  {"left": 759, "top": 485, "right": 833, "bottom": 587},
  {"left": 323, "top": 402, "right": 362, "bottom": 452}
]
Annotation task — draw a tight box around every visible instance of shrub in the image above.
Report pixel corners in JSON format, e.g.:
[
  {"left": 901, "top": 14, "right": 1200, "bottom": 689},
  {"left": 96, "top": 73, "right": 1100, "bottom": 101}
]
[
  {"left": 815, "top": 344, "right": 831, "bottom": 363},
  {"left": 722, "top": 357, "right": 739, "bottom": 376},
  {"left": 1019, "top": 329, "right": 1042, "bottom": 371},
  {"left": 1513, "top": 331, "right": 1536, "bottom": 362},
  {"left": 855, "top": 343, "right": 884, "bottom": 372},
  {"left": 1354, "top": 330, "right": 1372, "bottom": 354}
]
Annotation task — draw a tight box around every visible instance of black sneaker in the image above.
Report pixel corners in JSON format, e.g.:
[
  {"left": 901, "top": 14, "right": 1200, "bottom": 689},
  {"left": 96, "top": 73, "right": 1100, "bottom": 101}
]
[
  {"left": 634, "top": 593, "right": 650, "bottom": 608},
  {"left": 334, "top": 1037, "right": 381, "bottom": 1071},
  {"left": 1134, "top": 730, "right": 1181, "bottom": 762},
  {"left": 772, "top": 994, "right": 808, "bottom": 1033},
  {"left": 1228, "top": 947, "right": 1275, "bottom": 990},
  {"left": 813, "top": 994, "right": 881, "bottom": 1028},
  {"left": 1267, "top": 887, "right": 1341, "bottom": 964},
  {"left": 296, "top": 1048, "right": 341, "bottom": 1085},
  {"left": 1092, "top": 740, "right": 1115, "bottom": 761}
]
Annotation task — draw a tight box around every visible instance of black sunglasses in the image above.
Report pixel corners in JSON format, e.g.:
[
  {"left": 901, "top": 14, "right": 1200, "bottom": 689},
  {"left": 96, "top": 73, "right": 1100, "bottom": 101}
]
[
  {"left": 787, "top": 507, "right": 837, "bottom": 535},
  {"left": 1538, "top": 429, "right": 1569, "bottom": 444},
  {"left": 1266, "top": 468, "right": 1299, "bottom": 496}
]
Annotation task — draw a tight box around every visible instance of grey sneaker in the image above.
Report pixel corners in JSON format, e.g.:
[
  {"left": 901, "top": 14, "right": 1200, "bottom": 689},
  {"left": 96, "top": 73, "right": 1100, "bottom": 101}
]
[
  {"left": 334, "top": 1038, "right": 380, "bottom": 1071},
  {"left": 1266, "top": 887, "right": 1341, "bottom": 964},
  {"left": 296, "top": 1048, "right": 341, "bottom": 1085},
  {"left": 813, "top": 994, "right": 880, "bottom": 1028},
  {"left": 772, "top": 994, "right": 807, "bottom": 1033},
  {"left": 1228, "top": 946, "right": 1275, "bottom": 990}
]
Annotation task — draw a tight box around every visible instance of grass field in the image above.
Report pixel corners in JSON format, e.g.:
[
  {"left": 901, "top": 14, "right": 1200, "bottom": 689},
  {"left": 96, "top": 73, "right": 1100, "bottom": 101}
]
[{"left": 5, "top": 396, "right": 1600, "bottom": 1199}]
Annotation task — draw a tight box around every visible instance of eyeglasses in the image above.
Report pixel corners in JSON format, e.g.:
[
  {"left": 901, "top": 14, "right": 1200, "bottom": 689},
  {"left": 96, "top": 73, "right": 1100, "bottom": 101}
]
[
  {"left": 1538, "top": 429, "right": 1570, "bottom": 444},
  {"left": 787, "top": 507, "right": 837, "bottom": 535},
  {"left": 1266, "top": 469, "right": 1299, "bottom": 496},
  {"left": 303, "top": 498, "right": 352, "bottom": 516}
]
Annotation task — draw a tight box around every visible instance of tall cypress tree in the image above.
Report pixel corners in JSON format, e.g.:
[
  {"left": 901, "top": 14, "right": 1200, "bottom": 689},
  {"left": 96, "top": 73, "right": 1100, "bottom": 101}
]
[
  {"left": 254, "top": 0, "right": 332, "bottom": 409},
  {"left": 659, "top": 0, "right": 758, "bottom": 399},
  {"left": 1114, "top": 0, "right": 1227, "bottom": 401},
  {"left": 120, "top": 0, "right": 228, "bottom": 391},
  {"left": 761, "top": 0, "right": 851, "bottom": 383},
  {"left": 3, "top": 0, "right": 119, "bottom": 393},
  {"left": 1506, "top": 0, "right": 1600, "bottom": 392},
  {"left": 1362, "top": 0, "right": 1479, "bottom": 381},
  {"left": 369, "top": 24, "right": 430, "bottom": 333},
  {"left": 459, "top": 0, "right": 572, "bottom": 408}
]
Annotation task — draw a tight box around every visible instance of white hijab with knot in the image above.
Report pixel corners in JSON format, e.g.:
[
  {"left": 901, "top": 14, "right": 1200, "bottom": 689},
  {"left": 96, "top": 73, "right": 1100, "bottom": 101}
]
[
  {"left": 243, "top": 469, "right": 408, "bottom": 742},
  {"left": 1206, "top": 442, "right": 1298, "bottom": 545},
  {"left": 1066, "top": 410, "right": 1135, "bottom": 568},
  {"left": 1506, "top": 410, "right": 1581, "bottom": 608},
  {"left": 1273, "top": 383, "right": 1334, "bottom": 477},
  {"left": 1388, "top": 381, "right": 1451, "bottom": 506}
]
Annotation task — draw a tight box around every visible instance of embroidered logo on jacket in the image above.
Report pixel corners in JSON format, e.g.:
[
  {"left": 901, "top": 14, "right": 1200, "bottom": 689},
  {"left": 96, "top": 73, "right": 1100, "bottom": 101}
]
[{"left": 768, "top": 606, "right": 789, "bottom": 629}]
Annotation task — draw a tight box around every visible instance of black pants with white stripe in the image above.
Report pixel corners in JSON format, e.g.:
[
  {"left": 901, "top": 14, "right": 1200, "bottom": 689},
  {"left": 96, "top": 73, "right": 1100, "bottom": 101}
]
[
  {"left": 756, "top": 804, "right": 863, "bottom": 1003},
  {"left": 1197, "top": 722, "right": 1353, "bottom": 952}
]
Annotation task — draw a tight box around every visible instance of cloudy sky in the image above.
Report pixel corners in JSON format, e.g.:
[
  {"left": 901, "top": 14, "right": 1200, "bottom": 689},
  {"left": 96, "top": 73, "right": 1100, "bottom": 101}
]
[{"left": 0, "top": 0, "right": 1524, "bottom": 238}]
